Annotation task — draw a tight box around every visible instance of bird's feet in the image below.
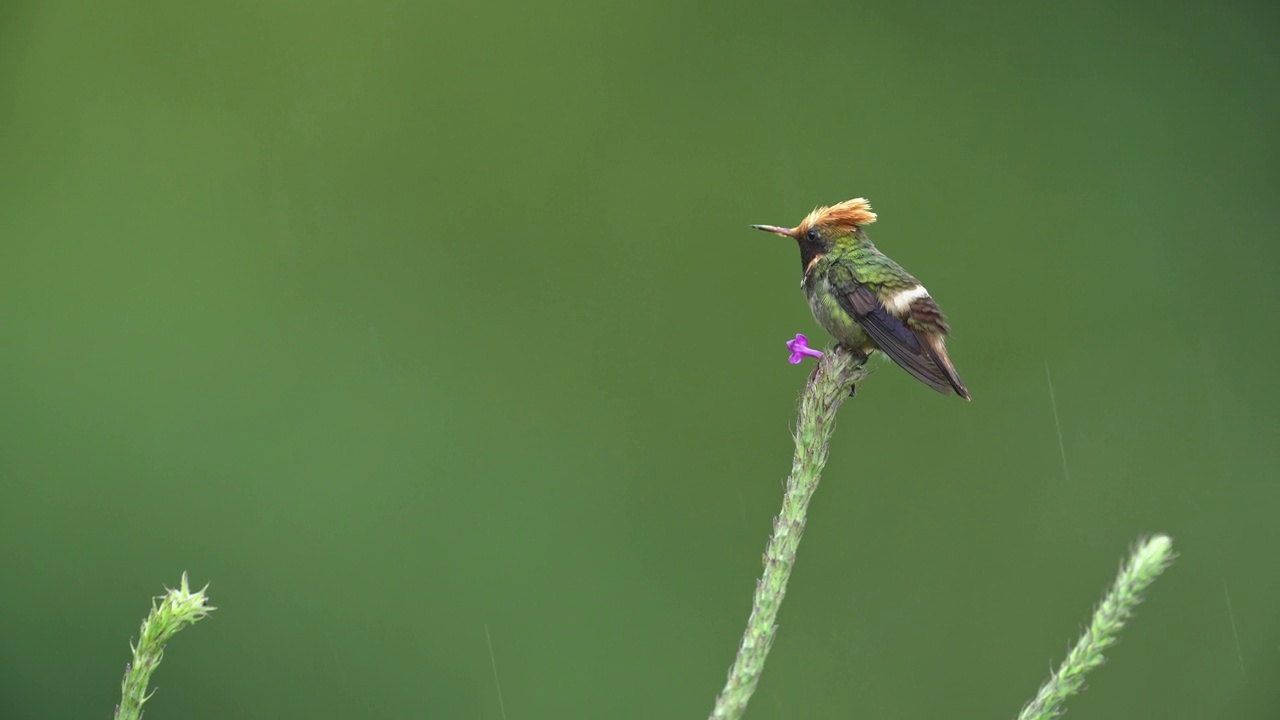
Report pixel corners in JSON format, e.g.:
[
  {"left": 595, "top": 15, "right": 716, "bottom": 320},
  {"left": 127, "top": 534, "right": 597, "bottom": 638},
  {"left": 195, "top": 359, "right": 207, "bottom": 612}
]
[
  {"left": 835, "top": 343, "right": 869, "bottom": 362},
  {"left": 834, "top": 344, "right": 867, "bottom": 396}
]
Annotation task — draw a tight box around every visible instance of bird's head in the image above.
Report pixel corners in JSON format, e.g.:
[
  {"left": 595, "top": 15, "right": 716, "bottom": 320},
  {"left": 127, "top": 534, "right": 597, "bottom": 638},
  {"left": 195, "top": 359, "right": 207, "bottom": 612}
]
[{"left": 752, "top": 198, "right": 877, "bottom": 272}]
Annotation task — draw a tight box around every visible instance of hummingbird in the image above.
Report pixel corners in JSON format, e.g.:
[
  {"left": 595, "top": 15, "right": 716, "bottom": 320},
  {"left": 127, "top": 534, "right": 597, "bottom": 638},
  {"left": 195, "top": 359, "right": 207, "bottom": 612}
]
[{"left": 753, "top": 198, "right": 970, "bottom": 400}]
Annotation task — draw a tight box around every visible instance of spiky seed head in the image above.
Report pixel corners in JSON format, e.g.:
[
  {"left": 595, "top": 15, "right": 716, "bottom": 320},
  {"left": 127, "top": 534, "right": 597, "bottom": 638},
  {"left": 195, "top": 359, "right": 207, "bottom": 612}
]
[{"left": 797, "top": 198, "right": 877, "bottom": 236}]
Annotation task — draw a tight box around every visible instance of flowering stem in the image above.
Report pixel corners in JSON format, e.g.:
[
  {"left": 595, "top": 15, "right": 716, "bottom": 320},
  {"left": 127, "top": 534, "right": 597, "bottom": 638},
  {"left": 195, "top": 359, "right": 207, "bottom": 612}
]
[
  {"left": 115, "top": 573, "right": 216, "bottom": 720},
  {"left": 708, "top": 346, "right": 867, "bottom": 720},
  {"left": 1017, "top": 534, "right": 1176, "bottom": 720}
]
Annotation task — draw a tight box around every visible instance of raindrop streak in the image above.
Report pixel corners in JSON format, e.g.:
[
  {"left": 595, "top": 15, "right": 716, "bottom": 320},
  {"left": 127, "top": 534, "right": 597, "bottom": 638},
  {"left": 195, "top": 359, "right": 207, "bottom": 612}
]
[
  {"left": 1223, "top": 577, "right": 1246, "bottom": 675},
  {"left": 485, "top": 624, "right": 509, "bottom": 720},
  {"left": 1044, "top": 361, "right": 1070, "bottom": 483}
]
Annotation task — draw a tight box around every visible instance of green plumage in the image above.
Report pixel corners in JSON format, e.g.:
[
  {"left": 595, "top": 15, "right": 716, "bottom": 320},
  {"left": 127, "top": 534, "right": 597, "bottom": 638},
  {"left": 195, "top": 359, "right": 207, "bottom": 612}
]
[
  {"left": 806, "top": 243, "right": 918, "bottom": 351},
  {"left": 753, "top": 198, "right": 970, "bottom": 400}
]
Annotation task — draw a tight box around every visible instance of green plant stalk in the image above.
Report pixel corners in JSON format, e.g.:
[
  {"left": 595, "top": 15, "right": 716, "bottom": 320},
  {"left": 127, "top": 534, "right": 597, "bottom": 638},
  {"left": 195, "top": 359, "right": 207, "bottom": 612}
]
[
  {"left": 1017, "top": 534, "right": 1176, "bottom": 720},
  {"left": 709, "top": 346, "right": 867, "bottom": 720},
  {"left": 116, "top": 573, "right": 216, "bottom": 720}
]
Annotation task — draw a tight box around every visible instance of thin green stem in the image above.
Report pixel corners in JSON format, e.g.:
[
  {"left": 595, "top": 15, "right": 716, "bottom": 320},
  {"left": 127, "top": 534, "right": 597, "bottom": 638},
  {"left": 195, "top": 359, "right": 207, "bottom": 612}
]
[
  {"left": 709, "top": 347, "right": 867, "bottom": 720},
  {"left": 116, "top": 573, "right": 216, "bottom": 720},
  {"left": 1017, "top": 534, "right": 1176, "bottom": 720}
]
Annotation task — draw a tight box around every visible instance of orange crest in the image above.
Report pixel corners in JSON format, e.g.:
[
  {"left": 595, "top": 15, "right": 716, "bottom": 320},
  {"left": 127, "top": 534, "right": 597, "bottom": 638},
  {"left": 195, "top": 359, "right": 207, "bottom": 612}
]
[{"left": 798, "top": 197, "right": 877, "bottom": 234}]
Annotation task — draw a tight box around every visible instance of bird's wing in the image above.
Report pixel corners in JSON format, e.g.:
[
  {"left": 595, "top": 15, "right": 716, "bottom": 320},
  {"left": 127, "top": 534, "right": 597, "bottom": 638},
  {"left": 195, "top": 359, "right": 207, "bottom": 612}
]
[{"left": 841, "top": 284, "right": 956, "bottom": 396}]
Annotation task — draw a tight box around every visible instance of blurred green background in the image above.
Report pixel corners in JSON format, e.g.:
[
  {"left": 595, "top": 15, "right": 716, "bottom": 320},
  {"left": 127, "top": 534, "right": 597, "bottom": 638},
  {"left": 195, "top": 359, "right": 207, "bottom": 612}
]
[{"left": 2, "top": 0, "right": 1278, "bottom": 717}]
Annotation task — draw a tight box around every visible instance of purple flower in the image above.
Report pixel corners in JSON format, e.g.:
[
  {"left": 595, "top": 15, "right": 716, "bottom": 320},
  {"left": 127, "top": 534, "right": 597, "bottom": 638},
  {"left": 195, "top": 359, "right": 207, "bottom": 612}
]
[{"left": 786, "top": 334, "right": 824, "bottom": 364}]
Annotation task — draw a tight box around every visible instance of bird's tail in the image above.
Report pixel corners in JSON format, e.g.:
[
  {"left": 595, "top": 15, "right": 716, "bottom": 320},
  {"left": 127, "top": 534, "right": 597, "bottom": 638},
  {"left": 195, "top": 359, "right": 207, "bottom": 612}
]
[{"left": 923, "top": 336, "right": 971, "bottom": 401}]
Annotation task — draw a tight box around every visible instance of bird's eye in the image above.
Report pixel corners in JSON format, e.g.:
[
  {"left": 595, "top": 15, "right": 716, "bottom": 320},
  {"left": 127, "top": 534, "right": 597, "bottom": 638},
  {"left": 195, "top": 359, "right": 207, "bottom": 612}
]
[{"left": 806, "top": 227, "right": 820, "bottom": 242}]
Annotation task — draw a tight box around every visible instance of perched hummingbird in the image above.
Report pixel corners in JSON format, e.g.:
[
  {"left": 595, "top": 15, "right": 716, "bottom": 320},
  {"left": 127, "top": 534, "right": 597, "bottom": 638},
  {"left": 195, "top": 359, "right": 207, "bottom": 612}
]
[{"left": 753, "top": 198, "right": 970, "bottom": 400}]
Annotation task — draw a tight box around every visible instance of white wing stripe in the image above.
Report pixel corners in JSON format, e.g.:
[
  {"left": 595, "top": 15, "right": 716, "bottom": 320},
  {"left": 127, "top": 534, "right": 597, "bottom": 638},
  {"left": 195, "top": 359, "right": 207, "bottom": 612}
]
[{"left": 885, "top": 284, "right": 929, "bottom": 315}]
